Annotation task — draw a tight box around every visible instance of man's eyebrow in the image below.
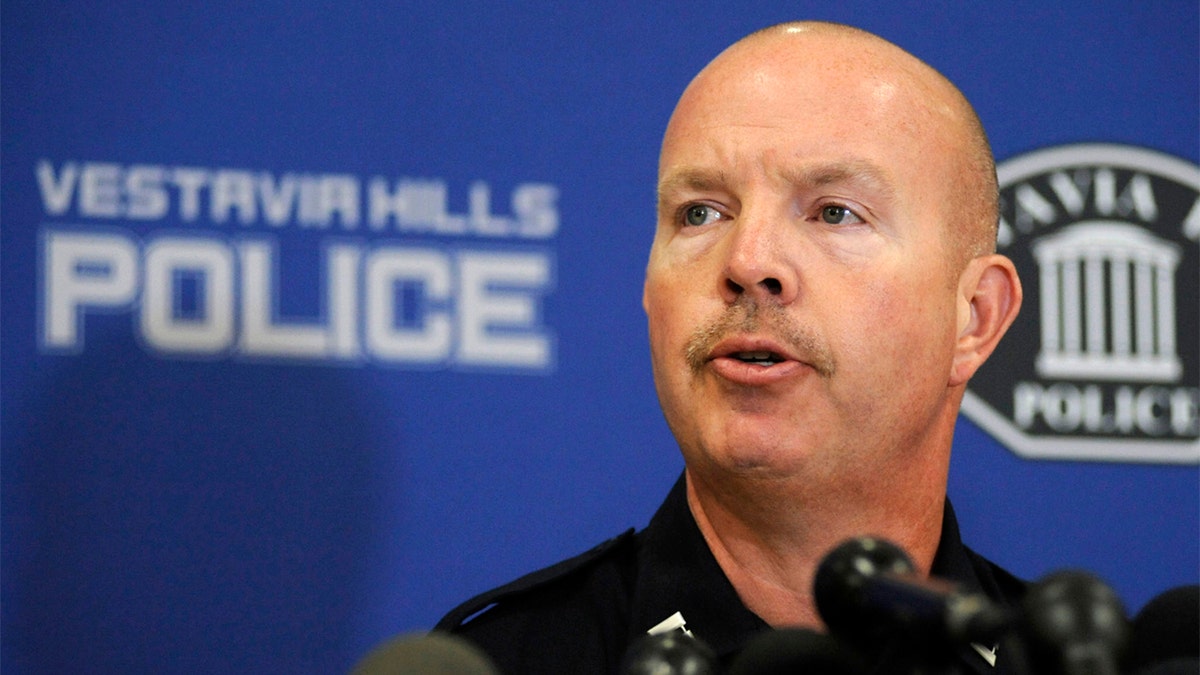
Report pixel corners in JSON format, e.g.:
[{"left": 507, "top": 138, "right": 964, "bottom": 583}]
[
  {"left": 656, "top": 169, "right": 729, "bottom": 201},
  {"left": 779, "top": 161, "right": 897, "bottom": 200}
]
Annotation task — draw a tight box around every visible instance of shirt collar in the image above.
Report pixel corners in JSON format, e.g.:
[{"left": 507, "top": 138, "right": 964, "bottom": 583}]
[
  {"left": 626, "top": 472, "right": 1004, "bottom": 671},
  {"left": 628, "top": 474, "right": 768, "bottom": 658}
]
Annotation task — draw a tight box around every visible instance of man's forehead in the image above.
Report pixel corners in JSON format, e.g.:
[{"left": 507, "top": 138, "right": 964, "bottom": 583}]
[
  {"left": 657, "top": 160, "right": 897, "bottom": 200},
  {"left": 660, "top": 28, "right": 969, "bottom": 187}
]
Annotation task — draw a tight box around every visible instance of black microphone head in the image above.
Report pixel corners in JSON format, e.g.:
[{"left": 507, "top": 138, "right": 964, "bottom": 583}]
[
  {"left": 813, "top": 536, "right": 915, "bottom": 641},
  {"left": 728, "top": 628, "right": 868, "bottom": 675},
  {"left": 351, "top": 631, "right": 499, "bottom": 675},
  {"left": 1124, "top": 584, "right": 1199, "bottom": 674},
  {"left": 621, "top": 631, "right": 718, "bottom": 675},
  {"left": 1019, "top": 570, "right": 1129, "bottom": 675}
]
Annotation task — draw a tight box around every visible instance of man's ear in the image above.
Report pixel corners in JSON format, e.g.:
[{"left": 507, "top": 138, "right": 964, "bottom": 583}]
[{"left": 949, "top": 254, "right": 1023, "bottom": 387}]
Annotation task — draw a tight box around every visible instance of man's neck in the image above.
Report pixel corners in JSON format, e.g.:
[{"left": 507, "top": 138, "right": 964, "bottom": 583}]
[{"left": 684, "top": 466, "right": 947, "bottom": 629}]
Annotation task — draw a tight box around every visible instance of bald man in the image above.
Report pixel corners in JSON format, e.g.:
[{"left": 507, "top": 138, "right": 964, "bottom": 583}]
[{"left": 438, "top": 22, "right": 1024, "bottom": 674}]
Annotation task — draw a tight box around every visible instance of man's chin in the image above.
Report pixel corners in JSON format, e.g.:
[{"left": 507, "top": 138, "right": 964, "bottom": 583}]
[{"left": 691, "top": 443, "right": 818, "bottom": 481}]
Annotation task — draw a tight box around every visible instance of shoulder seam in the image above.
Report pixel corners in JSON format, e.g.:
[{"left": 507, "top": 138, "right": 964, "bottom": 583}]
[{"left": 435, "top": 528, "right": 637, "bottom": 631}]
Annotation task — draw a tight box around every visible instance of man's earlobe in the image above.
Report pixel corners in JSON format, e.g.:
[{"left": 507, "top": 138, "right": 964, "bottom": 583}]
[{"left": 949, "top": 255, "right": 1023, "bottom": 386}]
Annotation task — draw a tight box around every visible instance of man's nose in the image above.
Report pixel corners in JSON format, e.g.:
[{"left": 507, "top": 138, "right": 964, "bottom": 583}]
[{"left": 720, "top": 210, "right": 799, "bottom": 305}]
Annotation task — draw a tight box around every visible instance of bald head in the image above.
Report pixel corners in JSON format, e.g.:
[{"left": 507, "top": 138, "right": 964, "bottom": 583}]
[
  {"left": 644, "top": 24, "right": 1024, "bottom": 596},
  {"left": 662, "top": 21, "right": 999, "bottom": 269}
]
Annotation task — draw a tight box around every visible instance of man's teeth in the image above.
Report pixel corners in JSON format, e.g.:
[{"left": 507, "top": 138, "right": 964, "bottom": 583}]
[{"left": 734, "top": 351, "right": 780, "bottom": 365}]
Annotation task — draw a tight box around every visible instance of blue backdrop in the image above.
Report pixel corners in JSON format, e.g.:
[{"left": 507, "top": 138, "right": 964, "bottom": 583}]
[{"left": 3, "top": 2, "right": 1197, "bottom": 673}]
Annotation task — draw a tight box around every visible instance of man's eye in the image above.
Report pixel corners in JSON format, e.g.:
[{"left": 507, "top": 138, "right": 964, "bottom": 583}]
[
  {"left": 683, "top": 204, "right": 722, "bottom": 227},
  {"left": 820, "top": 204, "right": 862, "bottom": 225}
]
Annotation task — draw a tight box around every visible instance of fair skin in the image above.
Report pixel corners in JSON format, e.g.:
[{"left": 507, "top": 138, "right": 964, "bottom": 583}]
[{"left": 643, "top": 23, "right": 1022, "bottom": 629}]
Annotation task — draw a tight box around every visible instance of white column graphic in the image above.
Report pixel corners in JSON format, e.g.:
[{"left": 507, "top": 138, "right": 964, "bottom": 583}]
[{"left": 1033, "top": 221, "right": 1182, "bottom": 382}]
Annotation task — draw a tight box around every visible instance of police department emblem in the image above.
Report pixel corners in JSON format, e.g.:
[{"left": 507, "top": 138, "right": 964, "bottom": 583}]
[{"left": 962, "top": 144, "right": 1199, "bottom": 463}]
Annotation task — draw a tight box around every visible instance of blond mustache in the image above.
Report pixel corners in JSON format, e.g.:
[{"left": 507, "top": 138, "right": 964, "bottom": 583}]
[{"left": 684, "top": 299, "right": 836, "bottom": 378}]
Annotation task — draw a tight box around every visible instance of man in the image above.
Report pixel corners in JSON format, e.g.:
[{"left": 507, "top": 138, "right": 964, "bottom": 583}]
[{"left": 437, "top": 21, "right": 1024, "bottom": 673}]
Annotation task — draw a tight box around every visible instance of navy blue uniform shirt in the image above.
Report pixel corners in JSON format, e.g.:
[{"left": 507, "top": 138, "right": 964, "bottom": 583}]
[{"left": 437, "top": 475, "right": 1027, "bottom": 674}]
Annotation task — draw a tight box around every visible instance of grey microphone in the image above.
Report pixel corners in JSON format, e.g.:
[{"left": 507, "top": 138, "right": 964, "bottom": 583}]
[{"left": 352, "top": 631, "right": 500, "bottom": 675}]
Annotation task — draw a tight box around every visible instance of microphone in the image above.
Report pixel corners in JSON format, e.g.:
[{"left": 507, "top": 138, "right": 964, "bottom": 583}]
[
  {"left": 1016, "top": 570, "right": 1129, "bottom": 675},
  {"left": 1123, "top": 584, "right": 1199, "bottom": 675},
  {"left": 728, "top": 627, "right": 867, "bottom": 675},
  {"left": 813, "top": 536, "right": 1015, "bottom": 648},
  {"left": 351, "top": 631, "right": 500, "bottom": 674},
  {"left": 620, "top": 631, "right": 718, "bottom": 675}
]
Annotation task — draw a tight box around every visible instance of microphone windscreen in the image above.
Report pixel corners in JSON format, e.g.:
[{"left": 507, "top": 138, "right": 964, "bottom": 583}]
[
  {"left": 351, "top": 631, "right": 500, "bottom": 675},
  {"left": 728, "top": 628, "right": 866, "bottom": 675},
  {"left": 1018, "top": 569, "right": 1129, "bottom": 675},
  {"left": 1125, "top": 584, "right": 1199, "bottom": 673},
  {"left": 813, "top": 536, "right": 916, "bottom": 643},
  {"left": 621, "top": 631, "right": 718, "bottom": 675}
]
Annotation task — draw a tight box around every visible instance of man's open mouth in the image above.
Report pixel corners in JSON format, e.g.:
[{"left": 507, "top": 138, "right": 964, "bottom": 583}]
[{"left": 731, "top": 351, "right": 784, "bottom": 366}]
